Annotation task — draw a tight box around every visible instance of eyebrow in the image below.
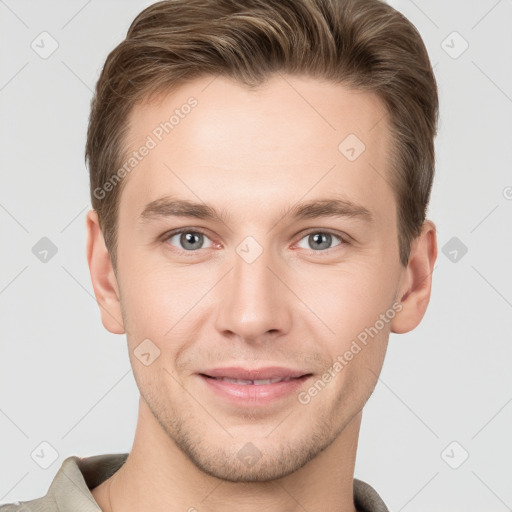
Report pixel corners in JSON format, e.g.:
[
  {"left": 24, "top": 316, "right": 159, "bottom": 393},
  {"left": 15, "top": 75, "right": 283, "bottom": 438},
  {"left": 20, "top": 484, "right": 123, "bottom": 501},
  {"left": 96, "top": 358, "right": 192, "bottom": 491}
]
[{"left": 139, "top": 195, "right": 374, "bottom": 225}]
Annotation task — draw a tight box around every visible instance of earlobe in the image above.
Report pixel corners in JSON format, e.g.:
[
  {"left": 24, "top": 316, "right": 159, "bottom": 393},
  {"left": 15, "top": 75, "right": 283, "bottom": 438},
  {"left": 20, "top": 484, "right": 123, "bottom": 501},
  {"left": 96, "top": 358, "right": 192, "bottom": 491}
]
[
  {"left": 391, "top": 220, "right": 438, "bottom": 334},
  {"left": 86, "top": 209, "right": 125, "bottom": 335}
]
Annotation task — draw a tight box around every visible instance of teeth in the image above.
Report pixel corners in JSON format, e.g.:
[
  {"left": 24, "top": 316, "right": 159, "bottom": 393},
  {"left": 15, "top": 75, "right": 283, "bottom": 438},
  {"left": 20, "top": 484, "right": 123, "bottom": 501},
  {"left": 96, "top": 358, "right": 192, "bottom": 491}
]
[
  {"left": 218, "top": 376, "right": 293, "bottom": 385},
  {"left": 223, "top": 378, "right": 253, "bottom": 384}
]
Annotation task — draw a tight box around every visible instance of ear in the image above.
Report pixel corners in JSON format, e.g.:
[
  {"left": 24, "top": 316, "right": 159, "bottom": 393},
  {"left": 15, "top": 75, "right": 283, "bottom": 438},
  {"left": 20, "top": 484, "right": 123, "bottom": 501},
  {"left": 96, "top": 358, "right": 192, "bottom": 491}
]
[
  {"left": 391, "top": 220, "right": 438, "bottom": 334},
  {"left": 86, "top": 209, "right": 125, "bottom": 334}
]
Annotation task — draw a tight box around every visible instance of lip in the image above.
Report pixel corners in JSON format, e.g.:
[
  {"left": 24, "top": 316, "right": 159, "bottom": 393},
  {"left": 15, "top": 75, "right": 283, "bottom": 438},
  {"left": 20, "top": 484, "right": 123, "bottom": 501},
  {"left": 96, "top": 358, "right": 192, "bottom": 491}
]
[
  {"left": 198, "top": 367, "right": 313, "bottom": 405},
  {"left": 200, "top": 366, "right": 309, "bottom": 380}
]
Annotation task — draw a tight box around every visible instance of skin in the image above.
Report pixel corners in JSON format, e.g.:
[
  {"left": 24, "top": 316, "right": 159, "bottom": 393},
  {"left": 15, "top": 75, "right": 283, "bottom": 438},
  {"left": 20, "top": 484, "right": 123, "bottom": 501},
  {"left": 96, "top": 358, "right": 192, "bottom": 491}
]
[{"left": 86, "top": 74, "right": 437, "bottom": 512}]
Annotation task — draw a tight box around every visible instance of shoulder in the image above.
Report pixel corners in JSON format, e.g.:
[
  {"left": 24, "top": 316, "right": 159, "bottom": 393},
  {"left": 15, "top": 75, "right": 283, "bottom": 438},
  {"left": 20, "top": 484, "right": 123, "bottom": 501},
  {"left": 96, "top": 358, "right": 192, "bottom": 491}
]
[
  {"left": 0, "top": 453, "right": 127, "bottom": 512},
  {"left": 0, "top": 495, "right": 58, "bottom": 511},
  {"left": 353, "top": 478, "right": 389, "bottom": 512},
  {"left": 0, "top": 504, "right": 20, "bottom": 511}
]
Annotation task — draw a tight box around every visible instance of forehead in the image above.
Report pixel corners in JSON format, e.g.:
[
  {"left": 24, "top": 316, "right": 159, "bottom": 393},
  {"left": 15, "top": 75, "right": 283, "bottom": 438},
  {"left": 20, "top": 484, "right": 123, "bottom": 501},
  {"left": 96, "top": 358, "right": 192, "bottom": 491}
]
[{"left": 119, "top": 74, "right": 394, "bottom": 227}]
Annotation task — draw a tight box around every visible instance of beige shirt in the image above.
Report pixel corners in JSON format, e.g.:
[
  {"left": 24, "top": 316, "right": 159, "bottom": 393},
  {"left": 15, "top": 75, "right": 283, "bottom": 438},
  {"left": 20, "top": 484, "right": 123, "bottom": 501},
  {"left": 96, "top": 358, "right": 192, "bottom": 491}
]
[{"left": 0, "top": 453, "right": 389, "bottom": 512}]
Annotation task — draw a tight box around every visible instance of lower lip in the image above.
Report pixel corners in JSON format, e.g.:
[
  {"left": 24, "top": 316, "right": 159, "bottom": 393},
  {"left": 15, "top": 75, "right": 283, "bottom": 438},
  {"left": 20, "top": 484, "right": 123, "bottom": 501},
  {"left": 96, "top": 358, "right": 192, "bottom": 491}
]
[{"left": 199, "top": 374, "right": 312, "bottom": 405}]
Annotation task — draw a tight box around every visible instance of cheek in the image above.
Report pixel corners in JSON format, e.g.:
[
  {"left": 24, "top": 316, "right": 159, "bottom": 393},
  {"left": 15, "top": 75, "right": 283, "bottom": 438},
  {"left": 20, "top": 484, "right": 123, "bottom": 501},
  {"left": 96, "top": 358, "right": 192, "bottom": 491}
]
[
  {"left": 311, "top": 263, "right": 396, "bottom": 334},
  {"left": 318, "top": 286, "right": 392, "bottom": 403},
  {"left": 118, "top": 260, "right": 212, "bottom": 353},
  {"left": 303, "top": 263, "right": 396, "bottom": 393}
]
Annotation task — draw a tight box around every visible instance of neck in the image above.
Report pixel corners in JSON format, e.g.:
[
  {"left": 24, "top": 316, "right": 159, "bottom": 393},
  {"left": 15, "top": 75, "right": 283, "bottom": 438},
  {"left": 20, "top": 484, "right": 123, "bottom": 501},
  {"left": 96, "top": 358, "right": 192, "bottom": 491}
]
[{"left": 93, "top": 397, "right": 361, "bottom": 512}]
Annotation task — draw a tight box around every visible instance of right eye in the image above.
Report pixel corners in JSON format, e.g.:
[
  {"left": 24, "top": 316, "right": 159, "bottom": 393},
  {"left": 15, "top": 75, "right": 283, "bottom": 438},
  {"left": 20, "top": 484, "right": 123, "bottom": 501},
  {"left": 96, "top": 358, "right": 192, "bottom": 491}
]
[{"left": 164, "top": 229, "right": 214, "bottom": 252}]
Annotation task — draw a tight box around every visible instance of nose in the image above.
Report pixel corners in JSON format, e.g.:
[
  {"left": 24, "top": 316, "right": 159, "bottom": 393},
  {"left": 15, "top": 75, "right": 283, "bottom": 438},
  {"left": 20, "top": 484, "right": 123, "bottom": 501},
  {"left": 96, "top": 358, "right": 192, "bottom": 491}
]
[{"left": 214, "top": 240, "right": 292, "bottom": 343}]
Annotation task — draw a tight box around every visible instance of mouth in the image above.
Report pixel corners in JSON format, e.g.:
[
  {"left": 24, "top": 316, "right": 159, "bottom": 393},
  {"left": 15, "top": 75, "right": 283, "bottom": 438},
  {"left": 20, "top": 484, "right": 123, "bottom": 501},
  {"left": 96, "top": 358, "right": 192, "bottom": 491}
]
[
  {"left": 199, "top": 366, "right": 311, "bottom": 381},
  {"left": 201, "top": 375, "right": 304, "bottom": 385},
  {"left": 197, "top": 367, "right": 313, "bottom": 404}
]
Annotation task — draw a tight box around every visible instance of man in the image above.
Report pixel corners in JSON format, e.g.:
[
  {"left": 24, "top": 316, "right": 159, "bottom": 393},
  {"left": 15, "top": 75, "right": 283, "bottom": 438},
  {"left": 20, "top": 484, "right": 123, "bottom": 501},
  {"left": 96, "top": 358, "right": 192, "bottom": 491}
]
[{"left": 1, "top": 0, "right": 438, "bottom": 510}]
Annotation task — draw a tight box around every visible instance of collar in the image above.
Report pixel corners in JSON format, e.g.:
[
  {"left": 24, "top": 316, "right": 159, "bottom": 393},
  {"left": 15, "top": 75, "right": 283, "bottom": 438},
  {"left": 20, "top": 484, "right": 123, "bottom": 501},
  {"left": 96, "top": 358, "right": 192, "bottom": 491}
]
[{"left": 45, "top": 453, "right": 388, "bottom": 512}]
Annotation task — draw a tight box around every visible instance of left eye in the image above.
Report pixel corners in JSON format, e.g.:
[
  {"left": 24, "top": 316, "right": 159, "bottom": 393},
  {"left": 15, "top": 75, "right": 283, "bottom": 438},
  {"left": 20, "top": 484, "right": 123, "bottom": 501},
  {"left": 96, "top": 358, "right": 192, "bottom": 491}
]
[
  {"left": 166, "top": 230, "right": 213, "bottom": 251},
  {"left": 296, "top": 232, "right": 344, "bottom": 251}
]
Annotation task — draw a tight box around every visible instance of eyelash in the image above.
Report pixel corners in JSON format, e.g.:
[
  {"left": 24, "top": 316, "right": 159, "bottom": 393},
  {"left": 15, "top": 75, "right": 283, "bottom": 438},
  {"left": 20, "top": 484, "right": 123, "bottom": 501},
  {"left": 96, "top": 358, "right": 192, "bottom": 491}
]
[{"left": 160, "top": 227, "right": 349, "bottom": 255}]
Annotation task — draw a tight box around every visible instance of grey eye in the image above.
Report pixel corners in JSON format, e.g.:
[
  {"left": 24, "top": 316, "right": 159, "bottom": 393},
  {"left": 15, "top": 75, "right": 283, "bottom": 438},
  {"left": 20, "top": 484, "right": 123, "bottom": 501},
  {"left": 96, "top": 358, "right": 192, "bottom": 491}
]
[
  {"left": 168, "top": 231, "right": 213, "bottom": 251},
  {"left": 297, "top": 232, "right": 343, "bottom": 251}
]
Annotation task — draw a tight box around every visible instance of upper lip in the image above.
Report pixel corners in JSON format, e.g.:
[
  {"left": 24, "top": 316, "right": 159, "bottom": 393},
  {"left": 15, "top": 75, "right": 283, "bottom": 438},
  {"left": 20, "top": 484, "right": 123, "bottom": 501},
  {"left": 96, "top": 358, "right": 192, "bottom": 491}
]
[{"left": 200, "top": 366, "right": 311, "bottom": 380}]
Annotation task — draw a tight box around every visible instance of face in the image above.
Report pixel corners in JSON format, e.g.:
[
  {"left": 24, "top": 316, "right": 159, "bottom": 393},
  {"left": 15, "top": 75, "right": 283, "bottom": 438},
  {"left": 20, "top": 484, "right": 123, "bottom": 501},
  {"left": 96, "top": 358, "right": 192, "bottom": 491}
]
[{"left": 109, "top": 75, "right": 406, "bottom": 482}]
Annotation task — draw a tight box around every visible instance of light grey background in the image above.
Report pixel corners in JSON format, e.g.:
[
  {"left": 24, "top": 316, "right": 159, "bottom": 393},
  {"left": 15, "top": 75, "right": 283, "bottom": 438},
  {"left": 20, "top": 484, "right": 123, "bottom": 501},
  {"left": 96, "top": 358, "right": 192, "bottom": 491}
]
[{"left": 1, "top": 1, "right": 511, "bottom": 510}]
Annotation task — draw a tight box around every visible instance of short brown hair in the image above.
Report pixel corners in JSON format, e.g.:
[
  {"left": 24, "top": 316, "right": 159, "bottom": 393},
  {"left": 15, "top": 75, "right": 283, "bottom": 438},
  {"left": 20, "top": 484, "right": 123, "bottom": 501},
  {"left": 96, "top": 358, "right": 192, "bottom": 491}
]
[{"left": 86, "top": 0, "right": 438, "bottom": 270}]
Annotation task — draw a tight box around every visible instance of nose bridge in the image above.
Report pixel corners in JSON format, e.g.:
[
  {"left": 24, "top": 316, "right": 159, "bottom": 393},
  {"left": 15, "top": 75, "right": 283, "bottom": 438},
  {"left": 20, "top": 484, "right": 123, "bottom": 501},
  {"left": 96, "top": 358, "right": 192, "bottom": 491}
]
[{"left": 214, "top": 237, "right": 291, "bottom": 340}]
